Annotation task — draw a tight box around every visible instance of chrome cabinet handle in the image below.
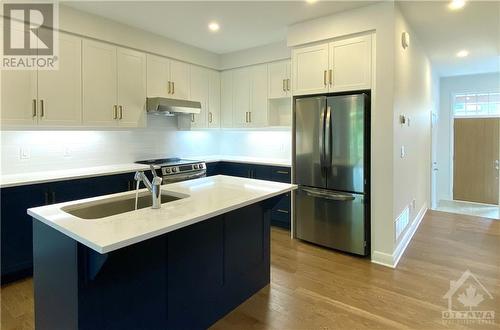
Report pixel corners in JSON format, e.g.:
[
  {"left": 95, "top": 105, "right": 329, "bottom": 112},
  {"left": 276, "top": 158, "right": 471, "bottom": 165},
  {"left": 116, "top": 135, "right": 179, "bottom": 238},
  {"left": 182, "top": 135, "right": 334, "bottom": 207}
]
[
  {"left": 209, "top": 112, "right": 212, "bottom": 123},
  {"left": 168, "top": 81, "right": 171, "bottom": 94},
  {"left": 191, "top": 114, "right": 195, "bottom": 122},
  {"left": 286, "top": 78, "right": 290, "bottom": 91},
  {"left": 276, "top": 209, "right": 289, "bottom": 214},
  {"left": 248, "top": 111, "right": 251, "bottom": 123},
  {"left": 172, "top": 81, "right": 175, "bottom": 94},
  {"left": 113, "top": 105, "right": 118, "bottom": 119},
  {"left": 32, "top": 99, "right": 37, "bottom": 117},
  {"left": 323, "top": 70, "right": 327, "bottom": 86},
  {"left": 329, "top": 69, "right": 333, "bottom": 85},
  {"left": 118, "top": 105, "right": 123, "bottom": 119},
  {"left": 245, "top": 112, "right": 248, "bottom": 123},
  {"left": 39, "top": 99, "right": 44, "bottom": 117},
  {"left": 276, "top": 170, "right": 289, "bottom": 174},
  {"left": 282, "top": 79, "right": 286, "bottom": 92}
]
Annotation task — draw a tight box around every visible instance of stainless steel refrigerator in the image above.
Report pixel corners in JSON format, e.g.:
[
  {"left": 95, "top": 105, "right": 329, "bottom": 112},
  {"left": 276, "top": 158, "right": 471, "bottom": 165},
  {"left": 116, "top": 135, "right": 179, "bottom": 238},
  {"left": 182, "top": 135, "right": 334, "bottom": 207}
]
[{"left": 293, "top": 92, "right": 370, "bottom": 256}]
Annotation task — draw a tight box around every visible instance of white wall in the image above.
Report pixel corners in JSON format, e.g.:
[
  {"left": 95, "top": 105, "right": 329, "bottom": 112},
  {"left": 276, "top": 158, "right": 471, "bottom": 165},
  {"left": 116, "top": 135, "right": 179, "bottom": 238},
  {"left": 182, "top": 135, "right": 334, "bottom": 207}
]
[
  {"left": 219, "top": 41, "right": 291, "bottom": 70},
  {"left": 0, "top": 118, "right": 220, "bottom": 174},
  {"left": 288, "top": 2, "right": 396, "bottom": 262},
  {"left": 393, "top": 5, "right": 434, "bottom": 246},
  {"left": 219, "top": 130, "right": 291, "bottom": 160},
  {"left": 436, "top": 72, "right": 500, "bottom": 202}
]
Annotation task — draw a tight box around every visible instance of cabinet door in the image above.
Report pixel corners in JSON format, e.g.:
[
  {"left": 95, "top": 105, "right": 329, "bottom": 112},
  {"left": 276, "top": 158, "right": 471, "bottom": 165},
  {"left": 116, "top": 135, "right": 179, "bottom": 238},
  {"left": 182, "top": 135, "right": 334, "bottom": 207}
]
[
  {"left": 249, "top": 64, "right": 268, "bottom": 127},
  {"left": 220, "top": 70, "right": 233, "bottom": 128},
  {"left": 268, "top": 60, "right": 288, "bottom": 99},
  {"left": 38, "top": 32, "right": 82, "bottom": 126},
  {"left": 329, "top": 35, "right": 372, "bottom": 92},
  {"left": 170, "top": 59, "right": 190, "bottom": 100},
  {"left": 292, "top": 43, "right": 329, "bottom": 96},
  {"left": 232, "top": 67, "right": 251, "bottom": 127},
  {"left": 117, "top": 47, "right": 146, "bottom": 127},
  {"left": 189, "top": 65, "right": 209, "bottom": 128},
  {"left": 82, "top": 40, "right": 117, "bottom": 126},
  {"left": 208, "top": 70, "right": 220, "bottom": 128},
  {"left": 1, "top": 184, "right": 49, "bottom": 282},
  {"left": 146, "top": 54, "right": 170, "bottom": 98},
  {"left": 0, "top": 70, "right": 37, "bottom": 126}
]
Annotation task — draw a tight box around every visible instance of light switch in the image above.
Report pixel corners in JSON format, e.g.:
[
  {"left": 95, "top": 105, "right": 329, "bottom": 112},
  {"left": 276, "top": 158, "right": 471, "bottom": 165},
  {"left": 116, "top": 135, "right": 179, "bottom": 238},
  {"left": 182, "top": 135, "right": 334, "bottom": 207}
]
[
  {"left": 400, "top": 146, "right": 405, "bottom": 158},
  {"left": 20, "top": 147, "right": 31, "bottom": 160}
]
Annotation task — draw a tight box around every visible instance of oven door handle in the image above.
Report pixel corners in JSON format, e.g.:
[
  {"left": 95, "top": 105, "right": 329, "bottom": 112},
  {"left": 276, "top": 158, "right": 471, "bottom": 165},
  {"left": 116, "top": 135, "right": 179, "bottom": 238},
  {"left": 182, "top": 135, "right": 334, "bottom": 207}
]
[{"left": 163, "top": 170, "right": 206, "bottom": 183}]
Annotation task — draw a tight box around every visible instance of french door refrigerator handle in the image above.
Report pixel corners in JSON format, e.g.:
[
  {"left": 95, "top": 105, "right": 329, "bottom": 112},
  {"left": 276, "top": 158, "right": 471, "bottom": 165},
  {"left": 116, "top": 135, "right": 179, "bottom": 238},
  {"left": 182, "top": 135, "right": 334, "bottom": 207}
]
[
  {"left": 325, "top": 105, "right": 332, "bottom": 169},
  {"left": 302, "top": 187, "right": 355, "bottom": 201},
  {"left": 319, "top": 105, "right": 326, "bottom": 170}
]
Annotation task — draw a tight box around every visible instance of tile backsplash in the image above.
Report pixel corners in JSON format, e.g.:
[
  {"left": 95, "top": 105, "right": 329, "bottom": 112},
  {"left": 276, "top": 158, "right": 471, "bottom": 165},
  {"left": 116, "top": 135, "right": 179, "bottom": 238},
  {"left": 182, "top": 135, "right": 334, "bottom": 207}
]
[{"left": 1, "top": 118, "right": 291, "bottom": 174}]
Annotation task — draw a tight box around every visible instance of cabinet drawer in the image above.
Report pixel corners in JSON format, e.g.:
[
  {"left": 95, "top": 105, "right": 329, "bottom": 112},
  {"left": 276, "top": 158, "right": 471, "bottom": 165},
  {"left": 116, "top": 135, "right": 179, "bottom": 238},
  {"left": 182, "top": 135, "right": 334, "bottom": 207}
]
[
  {"left": 270, "top": 167, "right": 291, "bottom": 183},
  {"left": 271, "top": 193, "right": 291, "bottom": 229}
]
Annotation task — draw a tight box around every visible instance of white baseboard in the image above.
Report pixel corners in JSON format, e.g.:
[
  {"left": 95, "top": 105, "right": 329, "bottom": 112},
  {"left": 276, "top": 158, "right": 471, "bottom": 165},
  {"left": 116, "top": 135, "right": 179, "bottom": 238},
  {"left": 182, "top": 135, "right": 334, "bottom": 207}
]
[{"left": 371, "top": 204, "right": 427, "bottom": 268}]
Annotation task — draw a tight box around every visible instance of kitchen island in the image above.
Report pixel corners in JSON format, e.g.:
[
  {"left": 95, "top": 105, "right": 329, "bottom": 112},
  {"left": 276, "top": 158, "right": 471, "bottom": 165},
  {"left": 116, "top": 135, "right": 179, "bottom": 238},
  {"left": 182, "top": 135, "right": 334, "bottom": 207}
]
[{"left": 28, "top": 175, "right": 296, "bottom": 330}]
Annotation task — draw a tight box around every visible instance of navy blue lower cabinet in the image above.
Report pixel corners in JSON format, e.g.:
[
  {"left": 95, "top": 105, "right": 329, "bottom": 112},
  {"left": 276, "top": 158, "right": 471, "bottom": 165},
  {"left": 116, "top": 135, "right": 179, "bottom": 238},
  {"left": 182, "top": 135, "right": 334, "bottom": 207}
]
[
  {"left": 33, "top": 200, "right": 274, "bottom": 330},
  {"left": 205, "top": 161, "right": 220, "bottom": 176},
  {"left": 1, "top": 172, "right": 137, "bottom": 283},
  {"left": 212, "top": 162, "right": 292, "bottom": 230}
]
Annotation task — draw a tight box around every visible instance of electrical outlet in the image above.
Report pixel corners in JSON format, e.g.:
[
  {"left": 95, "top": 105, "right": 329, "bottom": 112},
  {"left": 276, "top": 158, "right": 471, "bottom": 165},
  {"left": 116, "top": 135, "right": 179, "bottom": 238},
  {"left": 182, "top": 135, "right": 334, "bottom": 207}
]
[
  {"left": 63, "top": 146, "right": 71, "bottom": 157},
  {"left": 20, "top": 147, "right": 31, "bottom": 160},
  {"left": 279, "top": 143, "right": 285, "bottom": 153}
]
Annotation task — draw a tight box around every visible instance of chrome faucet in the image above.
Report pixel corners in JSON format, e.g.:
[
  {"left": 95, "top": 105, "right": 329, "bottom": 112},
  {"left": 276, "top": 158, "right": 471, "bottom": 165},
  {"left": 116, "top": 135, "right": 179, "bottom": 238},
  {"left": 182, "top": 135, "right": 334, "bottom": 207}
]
[{"left": 135, "top": 165, "right": 163, "bottom": 209}]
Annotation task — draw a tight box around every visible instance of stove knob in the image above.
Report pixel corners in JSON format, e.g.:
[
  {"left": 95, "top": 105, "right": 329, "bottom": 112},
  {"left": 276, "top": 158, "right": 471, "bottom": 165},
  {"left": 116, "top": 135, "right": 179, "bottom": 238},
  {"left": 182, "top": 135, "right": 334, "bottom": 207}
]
[
  {"left": 165, "top": 168, "right": 171, "bottom": 173},
  {"left": 193, "top": 164, "right": 199, "bottom": 169},
  {"left": 172, "top": 167, "right": 177, "bottom": 173}
]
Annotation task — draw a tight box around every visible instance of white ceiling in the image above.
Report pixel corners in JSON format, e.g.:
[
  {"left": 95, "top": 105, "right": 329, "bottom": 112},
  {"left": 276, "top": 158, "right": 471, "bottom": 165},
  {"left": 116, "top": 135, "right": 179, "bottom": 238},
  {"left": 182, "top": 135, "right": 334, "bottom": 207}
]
[
  {"left": 64, "top": 1, "right": 374, "bottom": 54},
  {"left": 399, "top": 1, "right": 500, "bottom": 77}
]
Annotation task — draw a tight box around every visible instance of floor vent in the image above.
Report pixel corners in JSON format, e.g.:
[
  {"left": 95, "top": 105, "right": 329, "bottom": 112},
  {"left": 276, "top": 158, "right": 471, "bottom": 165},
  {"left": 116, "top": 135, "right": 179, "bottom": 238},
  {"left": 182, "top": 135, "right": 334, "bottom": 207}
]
[{"left": 395, "top": 207, "right": 410, "bottom": 240}]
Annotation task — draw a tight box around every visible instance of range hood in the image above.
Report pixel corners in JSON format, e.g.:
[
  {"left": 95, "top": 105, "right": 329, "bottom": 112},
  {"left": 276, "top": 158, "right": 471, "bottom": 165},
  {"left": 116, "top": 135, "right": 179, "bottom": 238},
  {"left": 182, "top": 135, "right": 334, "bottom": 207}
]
[{"left": 146, "top": 97, "right": 201, "bottom": 116}]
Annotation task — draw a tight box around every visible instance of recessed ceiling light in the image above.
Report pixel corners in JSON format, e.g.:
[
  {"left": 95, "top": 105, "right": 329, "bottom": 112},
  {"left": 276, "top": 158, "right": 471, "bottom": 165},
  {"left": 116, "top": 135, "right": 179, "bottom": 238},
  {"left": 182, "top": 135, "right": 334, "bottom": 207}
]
[
  {"left": 208, "top": 22, "right": 220, "bottom": 32},
  {"left": 306, "top": 0, "right": 318, "bottom": 4},
  {"left": 456, "top": 50, "right": 469, "bottom": 58},
  {"left": 448, "top": 0, "right": 466, "bottom": 10}
]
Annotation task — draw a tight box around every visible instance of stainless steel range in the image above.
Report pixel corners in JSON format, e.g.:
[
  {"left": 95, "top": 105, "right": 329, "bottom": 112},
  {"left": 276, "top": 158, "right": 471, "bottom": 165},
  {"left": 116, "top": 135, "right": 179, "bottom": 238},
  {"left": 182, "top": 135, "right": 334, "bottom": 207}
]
[{"left": 135, "top": 158, "right": 206, "bottom": 183}]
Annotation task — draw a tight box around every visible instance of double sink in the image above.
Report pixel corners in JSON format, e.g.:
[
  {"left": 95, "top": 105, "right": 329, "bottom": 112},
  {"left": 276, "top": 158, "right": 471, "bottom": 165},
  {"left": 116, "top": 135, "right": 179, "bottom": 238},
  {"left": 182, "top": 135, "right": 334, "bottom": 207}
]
[{"left": 63, "top": 191, "right": 186, "bottom": 220}]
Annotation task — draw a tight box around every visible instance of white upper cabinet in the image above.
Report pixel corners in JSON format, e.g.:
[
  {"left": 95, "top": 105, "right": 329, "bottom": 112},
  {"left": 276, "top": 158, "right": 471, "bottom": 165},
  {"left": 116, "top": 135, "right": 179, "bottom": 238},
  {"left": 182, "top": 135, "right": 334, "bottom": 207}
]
[
  {"left": 220, "top": 70, "right": 233, "bottom": 128},
  {"left": 37, "top": 33, "right": 82, "bottom": 126},
  {"left": 82, "top": 40, "right": 118, "bottom": 126},
  {"left": 232, "top": 67, "right": 252, "bottom": 127},
  {"left": 292, "top": 43, "right": 329, "bottom": 96},
  {"left": 170, "top": 60, "right": 190, "bottom": 100},
  {"left": 1, "top": 31, "right": 82, "bottom": 127},
  {"left": 249, "top": 64, "right": 268, "bottom": 127},
  {"left": 146, "top": 54, "right": 170, "bottom": 98},
  {"left": 208, "top": 70, "right": 221, "bottom": 128},
  {"left": 83, "top": 40, "right": 146, "bottom": 127},
  {"left": 268, "top": 60, "right": 291, "bottom": 99},
  {"left": 189, "top": 65, "right": 209, "bottom": 128},
  {"left": 116, "top": 47, "right": 146, "bottom": 127},
  {"left": 329, "top": 35, "right": 372, "bottom": 92},
  {"left": 1, "top": 69, "right": 37, "bottom": 126},
  {"left": 292, "top": 34, "right": 372, "bottom": 96}
]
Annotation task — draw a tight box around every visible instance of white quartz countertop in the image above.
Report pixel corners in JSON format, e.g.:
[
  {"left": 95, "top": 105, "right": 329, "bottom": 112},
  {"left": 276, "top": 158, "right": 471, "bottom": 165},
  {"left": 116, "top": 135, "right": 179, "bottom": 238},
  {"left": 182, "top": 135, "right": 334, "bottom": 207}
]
[
  {"left": 28, "top": 175, "right": 296, "bottom": 254},
  {"left": 1, "top": 156, "right": 291, "bottom": 188}
]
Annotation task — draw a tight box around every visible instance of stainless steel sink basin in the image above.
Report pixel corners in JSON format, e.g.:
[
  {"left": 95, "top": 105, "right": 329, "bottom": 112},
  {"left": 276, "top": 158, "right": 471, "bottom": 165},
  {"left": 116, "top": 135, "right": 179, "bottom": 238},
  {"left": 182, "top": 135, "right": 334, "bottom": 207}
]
[{"left": 62, "top": 191, "right": 186, "bottom": 220}]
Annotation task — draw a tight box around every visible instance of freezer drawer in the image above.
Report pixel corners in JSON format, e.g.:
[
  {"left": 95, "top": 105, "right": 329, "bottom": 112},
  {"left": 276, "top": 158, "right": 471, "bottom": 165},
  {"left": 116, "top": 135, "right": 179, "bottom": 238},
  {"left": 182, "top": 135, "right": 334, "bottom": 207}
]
[{"left": 295, "top": 186, "right": 367, "bottom": 255}]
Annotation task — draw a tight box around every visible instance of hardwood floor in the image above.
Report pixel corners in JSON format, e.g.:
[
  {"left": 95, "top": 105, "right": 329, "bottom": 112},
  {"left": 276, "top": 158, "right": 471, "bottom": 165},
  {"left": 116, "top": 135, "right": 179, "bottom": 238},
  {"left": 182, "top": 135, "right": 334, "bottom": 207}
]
[{"left": 2, "top": 210, "right": 499, "bottom": 329}]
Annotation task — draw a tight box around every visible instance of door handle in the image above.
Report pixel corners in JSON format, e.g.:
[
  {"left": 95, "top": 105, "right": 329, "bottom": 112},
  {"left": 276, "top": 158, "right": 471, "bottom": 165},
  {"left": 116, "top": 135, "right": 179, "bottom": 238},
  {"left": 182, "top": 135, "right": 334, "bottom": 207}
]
[
  {"left": 32, "top": 99, "right": 37, "bottom": 117},
  {"left": 329, "top": 69, "right": 333, "bottom": 85},
  {"left": 283, "top": 79, "right": 286, "bottom": 92},
  {"left": 248, "top": 111, "right": 251, "bottom": 123},
  {"left": 302, "top": 187, "right": 355, "bottom": 201},
  {"left": 276, "top": 209, "right": 289, "bottom": 214},
  {"left": 172, "top": 81, "right": 175, "bottom": 94},
  {"left": 325, "top": 105, "right": 332, "bottom": 168},
  {"left": 168, "top": 81, "right": 172, "bottom": 94},
  {"left": 319, "top": 106, "right": 326, "bottom": 170},
  {"left": 39, "top": 99, "right": 45, "bottom": 117},
  {"left": 323, "top": 70, "right": 327, "bottom": 86},
  {"left": 209, "top": 112, "right": 213, "bottom": 123},
  {"left": 118, "top": 105, "right": 123, "bottom": 119},
  {"left": 113, "top": 105, "right": 118, "bottom": 119},
  {"left": 191, "top": 114, "right": 195, "bottom": 122},
  {"left": 495, "top": 160, "right": 499, "bottom": 171},
  {"left": 287, "top": 78, "right": 290, "bottom": 91},
  {"left": 275, "top": 170, "right": 289, "bottom": 175}
]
